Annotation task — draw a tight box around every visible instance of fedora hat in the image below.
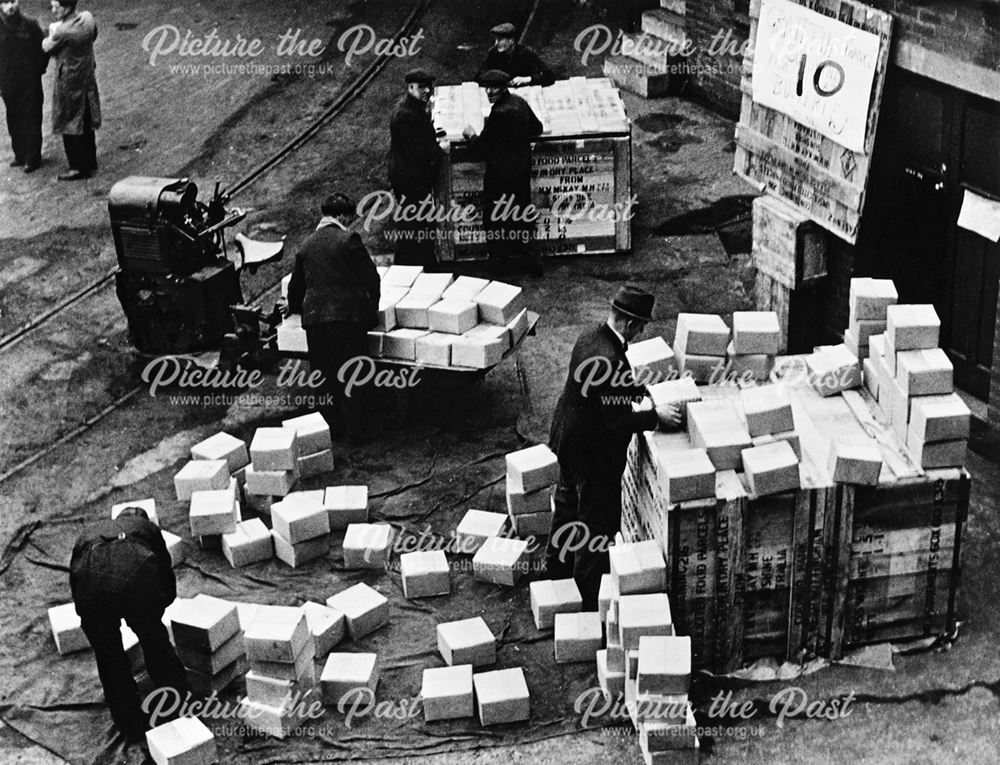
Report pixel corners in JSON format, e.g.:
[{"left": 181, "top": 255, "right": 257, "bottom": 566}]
[{"left": 610, "top": 285, "right": 655, "bottom": 322}]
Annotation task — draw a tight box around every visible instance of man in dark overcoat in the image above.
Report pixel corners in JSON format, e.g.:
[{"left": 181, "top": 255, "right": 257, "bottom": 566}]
[
  {"left": 70, "top": 507, "right": 189, "bottom": 742},
  {"left": 475, "top": 22, "right": 555, "bottom": 87},
  {"left": 462, "top": 69, "right": 544, "bottom": 273},
  {"left": 547, "top": 286, "right": 683, "bottom": 609},
  {"left": 286, "top": 193, "right": 380, "bottom": 441},
  {"left": 42, "top": 0, "right": 100, "bottom": 180},
  {"left": 388, "top": 68, "right": 443, "bottom": 268},
  {"left": 0, "top": 0, "right": 47, "bottom": 172}
]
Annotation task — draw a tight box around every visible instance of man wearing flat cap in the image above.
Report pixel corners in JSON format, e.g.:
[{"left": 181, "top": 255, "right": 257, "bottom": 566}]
[
  {"left": 462, "top": 69, "right": 544, "bottom": 274},
  {"left": 475, "top": 22, "right": 554, "bottom": 87},
  {"left": 388, "top": 68, "right": 444, "bottom": 268},
  {"left": 547, "top": 286, "right": 683, "bottom": 609},
  {"left": 286, "top": 193, "right": 380, "bottom": 441}
]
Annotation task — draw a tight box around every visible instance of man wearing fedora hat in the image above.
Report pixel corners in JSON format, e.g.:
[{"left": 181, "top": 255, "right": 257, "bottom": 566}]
[
  {"left": 462, "top": 69, "right": 544, "bottom": 274},
  {"left": 286, "top": 193, "right": 380, "bottom": 441},
  {"left": 547, "top": 286, "right": 682, "bottom": 609},
  {"left": 388, "top": 68, "right": 444, "bottom": 268},
  {"left": 475, "top": 22, "right": 554, "bottom": 88}
]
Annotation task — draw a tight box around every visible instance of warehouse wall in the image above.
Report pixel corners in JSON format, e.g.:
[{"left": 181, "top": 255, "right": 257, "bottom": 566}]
[{"left": 683, "top": 0, "right": 1000, "bottom": 114}]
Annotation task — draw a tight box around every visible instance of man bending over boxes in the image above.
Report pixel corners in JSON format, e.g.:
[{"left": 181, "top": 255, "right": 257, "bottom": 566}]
[
  {"left": 547, "top": 286, "right": 682, "bottom": 609},
  {"left": 70, "top": 507, "right": 189, "bottom": 742}
]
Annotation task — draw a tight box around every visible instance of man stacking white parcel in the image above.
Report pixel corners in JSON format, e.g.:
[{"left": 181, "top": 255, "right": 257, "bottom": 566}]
[
  {"left": 865, "top": 296, "right": 970, "bottom": 468},
  {"left": 239, "top": 605, "right": 317, "bottom": 739},
  {"left": 505, "top": 444, "right": 560, "bottom": 540},
  {"left": 169, "top": 594, "right": 245, "bottom": 697}
]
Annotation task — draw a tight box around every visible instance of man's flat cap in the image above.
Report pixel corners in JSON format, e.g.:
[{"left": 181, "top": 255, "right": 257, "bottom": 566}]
[
  {"left": 405, "top": 68, "right": 436, "bottom": 84},
  {"left": 490, "top": 22, "right": 517, "bottom": 37},
  {"left": 478, "top": 69, "right": 511, "bottom": 86}
]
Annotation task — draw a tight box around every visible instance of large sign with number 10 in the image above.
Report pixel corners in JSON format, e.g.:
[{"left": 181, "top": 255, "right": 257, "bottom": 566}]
[{"left": 752, "top": 0, "right": 880, "bottom": 153}]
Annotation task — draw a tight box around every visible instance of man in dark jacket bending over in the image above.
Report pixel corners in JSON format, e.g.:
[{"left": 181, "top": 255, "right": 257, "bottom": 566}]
[
  {"left": 547, "top": 286, "right": 683, "bottom": 609},
  {"left": 287, "top": 193, "right": 380, "bottom": 440},
  {"left": 70, "top": 507, "right": 188, "bottom": 742}
]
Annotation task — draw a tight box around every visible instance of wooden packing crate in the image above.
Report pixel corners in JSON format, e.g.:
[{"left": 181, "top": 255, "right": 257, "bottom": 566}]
[
  {"left": 621, "top": 376, "right": 969, "bottom": 671},
  {"left": 752, "top": 194, "right": 828, "bottom": 289},
  {"left": 433, "top": 78, "right": 632, "bottom": 261}
]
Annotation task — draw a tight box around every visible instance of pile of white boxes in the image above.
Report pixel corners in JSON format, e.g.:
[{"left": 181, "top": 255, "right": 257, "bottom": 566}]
[
  {"left": 271, "top": 491, "right": 331, "bottom": 568},
  {"left": 169, "top": 594, "right": 246, "bottom": 697},
  {"left": 598, "top": 539, "right": 699, "bottom": 765},
  {"left": 856, "top": 278, "right": 971, "bottom": 470},
  {"left": 504, "top": 443, "right": 560, "bottom": 540},
  {"left": 277, "top": 268, "right": 531, "bottom": 371},
  {"left": 669, "top": 311, "right": 780, "bottom": 384},
  {"left": 239, "top": 605, "right": 317, "bottom": 739}
]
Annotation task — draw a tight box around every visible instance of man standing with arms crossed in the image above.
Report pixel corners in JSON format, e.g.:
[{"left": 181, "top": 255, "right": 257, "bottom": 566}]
[
  {"left": 43, "top": 0, "right": 100, "bottom": 180},
  {"left": 547, "top": 286, "right": 683, "bottom": 609}
]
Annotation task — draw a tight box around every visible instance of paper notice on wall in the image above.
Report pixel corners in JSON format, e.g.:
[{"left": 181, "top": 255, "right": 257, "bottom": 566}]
[
  {"left": 957, "top": 189, "right": 1000, "bottom": 242},
  {"left": 752, "top": 0, "right": 881, "bottom": 153}
]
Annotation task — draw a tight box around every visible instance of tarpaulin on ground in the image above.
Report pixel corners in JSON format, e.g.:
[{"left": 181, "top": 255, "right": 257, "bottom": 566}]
[{"left": 0, "top": 403, "right": 620, "bottom": 765}]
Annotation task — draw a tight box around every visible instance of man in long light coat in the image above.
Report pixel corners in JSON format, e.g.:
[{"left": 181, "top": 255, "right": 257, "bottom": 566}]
[{"left": 42, "top": 0, "right": 100, "bottom": 180}]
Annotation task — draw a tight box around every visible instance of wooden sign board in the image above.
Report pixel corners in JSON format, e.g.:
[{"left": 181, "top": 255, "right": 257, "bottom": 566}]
[{"left": 735, "top": 0, "right": 893, "bottom": 244}]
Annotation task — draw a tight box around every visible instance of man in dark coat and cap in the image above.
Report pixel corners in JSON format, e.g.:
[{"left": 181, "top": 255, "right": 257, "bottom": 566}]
[
  {"left": 462, "top": 69, "right": 544, "bottom": 274},
  {"left": 388, "top": 68, "right": 444, "bottom": 268},
  {"left": 286, "top": 193, "right": 381, "bottom": 441},
  {"left": 475, "top": 22, "right": 555, "bottom": 87},
  {"left": 546, "top": 286, "right": 683, "bottom": 609},
  {"left": 70, "top": 506, "right": 189, "bottom": 742},
  {"left": 42, "top": 0, "right": 100, "bottom": 180},
  {"left": 0, "top": 0, "right": 47, "bottom": 172}
]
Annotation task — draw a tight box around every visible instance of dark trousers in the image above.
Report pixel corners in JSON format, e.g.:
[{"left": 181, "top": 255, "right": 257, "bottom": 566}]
[
  {"left": 546, "top": 464, "right": 624, "bottom": 610},
  {"left": 305, "top": 321, "right": 370, "bottom": 440},
  {"left": 392, "top": 189, "right": 438, "bottom": 269},
  {"left": 2, "top": 84, "right": 42, "bottom": 166},
  {"left": 61, "top": 102, "right": 97, "bottom": 173},
  {"left": 79, "top": 605, "right": 188, "bottom": 740},
  {"left": 483, "top": 190, "right": 540, "bottom": 270}
]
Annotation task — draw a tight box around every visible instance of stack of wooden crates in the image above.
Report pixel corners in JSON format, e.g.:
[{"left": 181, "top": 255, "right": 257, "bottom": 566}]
[{"left": 622, "top": 374, "right": 969, "bottom": 673}]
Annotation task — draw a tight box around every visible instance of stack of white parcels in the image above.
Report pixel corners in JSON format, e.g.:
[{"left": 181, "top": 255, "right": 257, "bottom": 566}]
[
  {"left": 866, "top": 301, "right": 969, "bottom": 469},
  {"left": 363, "top": 272, "right": 530, "bottom": 369},
  {"left": 239, "top": 605, "right": 318, "bottom": 739},
  {"left": 846, "top": 277, "right": 897, "bottom": 361},
  {"left": 672, "top": 314, "right": 729, "bottom": 383},
  {"left": 170, "top": 594, "right": 246, "bottom": 697},
  {"left": 728, "top": 311, "right": 780, "bottom": 382},
  {"left": 741, "top": 384, "right": 801, "bottom": 458},
  {"left": 270, "top": 490, "right": 331, "bottom": 567},
  {"left": 188, "top": 477, "right": 241, "bottom": 550},
  {"left": 244, "top": 427, "right": 300, "bottom": 509},
  {"left": 282, "top": 412, "right": 334, "bottom": 478},
  {"left": 504, "top": 444, "right": 560, "bottom": 539},
  {"left": 596, "top": 538, "right": 699, "bottom": 762}
]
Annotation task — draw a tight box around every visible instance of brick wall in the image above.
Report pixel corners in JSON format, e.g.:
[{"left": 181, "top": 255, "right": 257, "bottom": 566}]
[
  {"left": 683, "top": 1, "right": 748, "bottom": 117},
  {"left": 683, "top": 0, "right": 1000, "bottom": 115}
]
